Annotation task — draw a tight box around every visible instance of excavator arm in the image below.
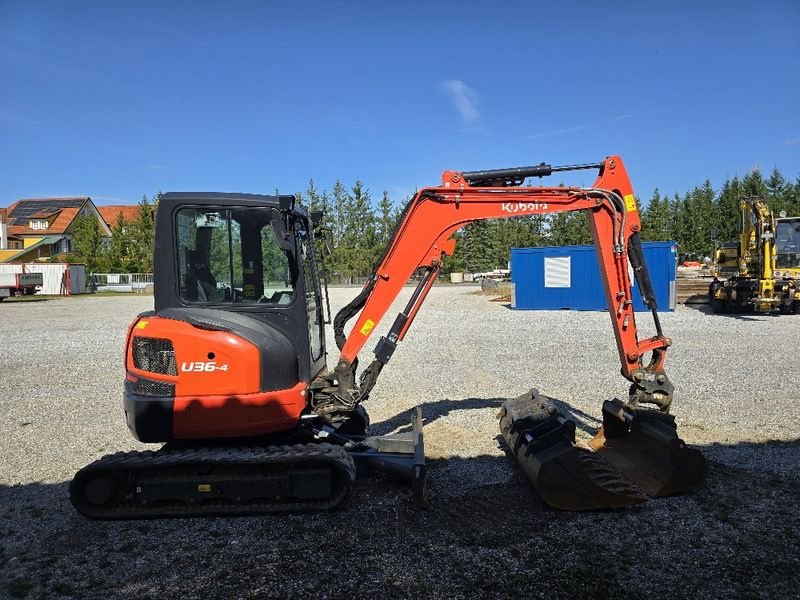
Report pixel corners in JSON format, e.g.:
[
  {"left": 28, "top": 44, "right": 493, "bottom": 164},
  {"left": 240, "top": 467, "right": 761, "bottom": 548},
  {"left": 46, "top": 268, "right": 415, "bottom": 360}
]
[
  {"left": 319, "top": 155, "right": 705, "bottom": 511},
  {"left": 330, "top": 156, "right": 671, "bottom": 411},
  {"left": 740, "top": 197, "right": 777, "bottom": 304}
]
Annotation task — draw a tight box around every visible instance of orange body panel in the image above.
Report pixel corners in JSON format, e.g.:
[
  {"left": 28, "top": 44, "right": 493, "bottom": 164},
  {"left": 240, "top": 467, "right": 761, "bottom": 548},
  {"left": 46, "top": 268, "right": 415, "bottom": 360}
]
[
  {"left": 127, "top": 316, "right": 261, "bottom": 396},
  {"left": 172, "top": 382, "right": 307, "bottom": 439},
  {"left": 126, "top": 315, "right": 307, "bottom": 439}
]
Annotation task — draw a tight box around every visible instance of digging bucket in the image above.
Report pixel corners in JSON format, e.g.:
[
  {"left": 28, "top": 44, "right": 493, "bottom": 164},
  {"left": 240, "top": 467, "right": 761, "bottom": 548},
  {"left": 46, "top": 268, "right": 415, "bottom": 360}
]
[{"left": 498, "top": 390, "right": 705, "bottom": 511}]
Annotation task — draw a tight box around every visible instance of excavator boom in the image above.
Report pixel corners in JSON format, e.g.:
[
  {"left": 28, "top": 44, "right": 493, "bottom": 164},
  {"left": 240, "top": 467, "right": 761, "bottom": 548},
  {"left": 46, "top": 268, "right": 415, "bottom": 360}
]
[{"left": 325, "top": 156, "right": 704, "bottom": 509}]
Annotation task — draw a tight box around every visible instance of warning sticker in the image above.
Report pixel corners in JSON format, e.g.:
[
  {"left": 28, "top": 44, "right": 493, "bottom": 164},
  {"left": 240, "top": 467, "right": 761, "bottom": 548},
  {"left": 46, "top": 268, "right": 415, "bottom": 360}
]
[
  {"left": 624, "top": 194, "right": 637, "bottom": 212},
  {"left": 360, "top": 319, "right": 375, "bottom": 336}
]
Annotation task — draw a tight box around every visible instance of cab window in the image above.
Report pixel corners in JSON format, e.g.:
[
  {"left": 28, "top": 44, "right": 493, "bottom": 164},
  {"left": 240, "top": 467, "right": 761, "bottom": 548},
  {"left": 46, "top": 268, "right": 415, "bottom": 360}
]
[{"left": 176, "top": 207, "right": 295, "bottom": 305}]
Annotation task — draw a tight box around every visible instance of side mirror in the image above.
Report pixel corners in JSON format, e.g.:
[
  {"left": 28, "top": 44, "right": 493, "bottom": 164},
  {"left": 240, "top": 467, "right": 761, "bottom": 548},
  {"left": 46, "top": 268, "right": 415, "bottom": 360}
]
[
  {"left": 278, "top": 195, "right": 295, "bottom": 213},
  {"left": 271, "top": 216, "right": 294, "bottom": 252}
]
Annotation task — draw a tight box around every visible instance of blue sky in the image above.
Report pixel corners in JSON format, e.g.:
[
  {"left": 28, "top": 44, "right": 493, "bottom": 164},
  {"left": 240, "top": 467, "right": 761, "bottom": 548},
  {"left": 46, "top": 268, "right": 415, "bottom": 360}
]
[{"left": 1, "top": 1, "right": 798, "bottom": 208}]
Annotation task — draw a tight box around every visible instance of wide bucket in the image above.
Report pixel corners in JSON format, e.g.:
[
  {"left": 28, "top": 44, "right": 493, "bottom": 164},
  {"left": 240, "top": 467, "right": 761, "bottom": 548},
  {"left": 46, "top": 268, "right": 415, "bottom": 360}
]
[{"left": 498, "top": 390, "right": 705, "bottom": 511}]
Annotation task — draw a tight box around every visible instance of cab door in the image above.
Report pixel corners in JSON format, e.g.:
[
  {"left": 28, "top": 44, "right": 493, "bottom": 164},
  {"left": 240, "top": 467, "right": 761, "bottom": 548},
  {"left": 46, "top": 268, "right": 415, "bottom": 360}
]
[{"left": 298, "top": 221, "right": 326, "bottom": 375}]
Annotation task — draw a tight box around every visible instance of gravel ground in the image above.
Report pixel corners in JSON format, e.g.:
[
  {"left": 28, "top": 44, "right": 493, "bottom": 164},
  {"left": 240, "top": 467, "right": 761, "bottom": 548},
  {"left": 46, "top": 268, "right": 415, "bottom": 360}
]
[{"left": 1, "top": 286, "right": 798, "bottom": 599}]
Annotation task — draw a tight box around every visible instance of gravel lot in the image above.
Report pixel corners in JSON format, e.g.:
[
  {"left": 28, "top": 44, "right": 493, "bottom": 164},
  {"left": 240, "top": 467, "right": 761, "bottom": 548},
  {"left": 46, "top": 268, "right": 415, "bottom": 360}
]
[{"left": 1, "top": 286, "right": 798, "bottom": 599}]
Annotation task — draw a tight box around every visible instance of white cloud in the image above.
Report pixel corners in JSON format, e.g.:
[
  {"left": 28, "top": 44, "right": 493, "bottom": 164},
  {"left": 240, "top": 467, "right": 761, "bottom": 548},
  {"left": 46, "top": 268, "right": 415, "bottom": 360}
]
[
  {"left": 522, "top": 112, "right": 654, "bottom": 141},
  {"left": 784, "top": 137, "right": 800, "bottom": 146},
  {"left": 442, "top": 80, "right": 480, "bottom": 125}
]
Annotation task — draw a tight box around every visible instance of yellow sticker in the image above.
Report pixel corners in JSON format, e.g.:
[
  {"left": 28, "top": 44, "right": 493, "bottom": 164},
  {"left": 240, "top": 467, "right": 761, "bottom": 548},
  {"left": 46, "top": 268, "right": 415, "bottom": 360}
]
[
  {"left": 197, "top": 484, "right": 212, "bottom": 493},
  {"left": 360, "top": 319, "right": 375, "bottom": 336},
  {"left": 135, "top": 320, "right": 149, "bottom": 330},
  {"left": 624, "top": 194, "right": 637, "bottom": 212}
]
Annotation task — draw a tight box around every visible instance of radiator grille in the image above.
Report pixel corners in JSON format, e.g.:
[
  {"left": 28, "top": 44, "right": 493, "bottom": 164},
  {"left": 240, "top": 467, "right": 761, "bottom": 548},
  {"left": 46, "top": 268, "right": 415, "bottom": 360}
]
[
  {"left": 127, "top": 377, "right": 175, "bottom": 397},
  {"left": 132, "top": 337, "right": 178, "bottom": 375}
]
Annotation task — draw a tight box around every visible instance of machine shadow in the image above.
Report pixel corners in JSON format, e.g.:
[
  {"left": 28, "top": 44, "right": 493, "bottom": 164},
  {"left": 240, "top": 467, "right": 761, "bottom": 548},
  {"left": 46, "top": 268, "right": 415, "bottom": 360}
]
[
  {"left": 684, "top": 302, "right": 787, "bottom": 321},
  {"left": 368, "top": 393, "right": 602, "bottom": 437}
]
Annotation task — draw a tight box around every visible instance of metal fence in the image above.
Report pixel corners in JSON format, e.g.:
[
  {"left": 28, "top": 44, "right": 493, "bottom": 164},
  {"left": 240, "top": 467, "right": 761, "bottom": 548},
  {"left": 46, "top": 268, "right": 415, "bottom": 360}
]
[{"left": 92, "top": 273, "right": 154, "bottom": 293}]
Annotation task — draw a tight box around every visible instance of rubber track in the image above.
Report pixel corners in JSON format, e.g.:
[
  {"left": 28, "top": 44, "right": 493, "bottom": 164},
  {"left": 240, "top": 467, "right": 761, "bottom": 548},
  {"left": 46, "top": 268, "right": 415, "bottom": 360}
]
[{"left": 70, "top": 443, "right": 356, "bottom": 520}]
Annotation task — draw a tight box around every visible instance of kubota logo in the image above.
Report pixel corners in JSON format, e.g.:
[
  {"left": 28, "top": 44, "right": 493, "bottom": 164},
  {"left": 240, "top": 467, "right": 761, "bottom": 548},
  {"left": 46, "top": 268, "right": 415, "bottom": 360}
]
[{"left": 501, "top": 202, "right": 548, "bottom": 213}]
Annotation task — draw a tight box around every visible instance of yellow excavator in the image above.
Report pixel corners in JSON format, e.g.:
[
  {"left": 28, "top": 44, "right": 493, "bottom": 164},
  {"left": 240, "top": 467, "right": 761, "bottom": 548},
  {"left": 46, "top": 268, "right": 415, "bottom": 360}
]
[
  {"left": 775, "top": 215, "right": 800, "bottom": 283},
  {"left": 710, "top": 197, "right": 799, "bottom": 313}
]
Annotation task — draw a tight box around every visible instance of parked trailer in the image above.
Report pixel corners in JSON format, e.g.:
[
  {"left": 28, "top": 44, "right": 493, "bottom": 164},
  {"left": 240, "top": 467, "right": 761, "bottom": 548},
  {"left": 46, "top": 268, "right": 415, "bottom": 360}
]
[
  {"left": 0, "top": 264, "right": 86, "bottom": 296},
  {"left": 0, "top": 271, "right": 44, "bottom": 300}
]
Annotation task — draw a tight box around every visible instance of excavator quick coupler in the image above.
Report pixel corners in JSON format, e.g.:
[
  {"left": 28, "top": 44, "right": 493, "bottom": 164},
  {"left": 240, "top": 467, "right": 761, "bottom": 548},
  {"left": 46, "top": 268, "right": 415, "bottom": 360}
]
[{"left": 498, "top": 390, "right": 705, "bottom": 511}]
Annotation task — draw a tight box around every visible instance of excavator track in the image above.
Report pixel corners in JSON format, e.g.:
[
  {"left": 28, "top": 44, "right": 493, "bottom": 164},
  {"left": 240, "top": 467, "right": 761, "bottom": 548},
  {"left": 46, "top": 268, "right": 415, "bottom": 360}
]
[{"left": 70, "top": 443, "right": 356, "bottom": 520}]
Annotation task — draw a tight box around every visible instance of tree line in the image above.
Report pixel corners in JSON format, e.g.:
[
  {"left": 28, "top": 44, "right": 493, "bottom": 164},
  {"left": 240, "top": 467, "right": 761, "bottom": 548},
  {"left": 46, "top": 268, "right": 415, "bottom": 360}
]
[
  {"left": 65, "top": 166, "right": 800, "bottom": 278},
  {"left": 298, "top": 166, "right": 800, "bottom": 278}
]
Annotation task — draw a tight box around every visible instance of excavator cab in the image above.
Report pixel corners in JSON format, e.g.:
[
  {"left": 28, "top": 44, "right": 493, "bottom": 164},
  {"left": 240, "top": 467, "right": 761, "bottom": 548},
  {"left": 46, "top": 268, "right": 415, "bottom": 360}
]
[
  {"left": 120, "top": 193, "right": 330, "bottom": 443},
  {"left": 72, "top": 193, "right": 426, "bottom": 518}
]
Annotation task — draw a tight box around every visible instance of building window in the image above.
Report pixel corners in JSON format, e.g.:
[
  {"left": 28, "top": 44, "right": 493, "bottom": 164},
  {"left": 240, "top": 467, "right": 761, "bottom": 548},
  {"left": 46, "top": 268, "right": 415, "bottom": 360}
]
[{"left": 29, "top": 219, "right": 49, "bottom": 230}]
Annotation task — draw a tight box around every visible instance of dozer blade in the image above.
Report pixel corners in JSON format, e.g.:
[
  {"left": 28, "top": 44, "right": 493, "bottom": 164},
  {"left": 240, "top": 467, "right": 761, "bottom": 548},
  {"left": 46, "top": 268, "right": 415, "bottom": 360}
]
[
  {"left": 350, "top": 406, "right": 429, "bottom": 507},
  {"left": 498, "top": 390, "right": 705, "bottom": 511}
]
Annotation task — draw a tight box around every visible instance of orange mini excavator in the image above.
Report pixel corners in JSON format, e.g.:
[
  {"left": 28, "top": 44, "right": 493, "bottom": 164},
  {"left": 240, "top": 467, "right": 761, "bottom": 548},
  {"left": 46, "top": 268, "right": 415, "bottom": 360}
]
[{"left": 71, "top": 156, "right": 705, "bottom": 518}]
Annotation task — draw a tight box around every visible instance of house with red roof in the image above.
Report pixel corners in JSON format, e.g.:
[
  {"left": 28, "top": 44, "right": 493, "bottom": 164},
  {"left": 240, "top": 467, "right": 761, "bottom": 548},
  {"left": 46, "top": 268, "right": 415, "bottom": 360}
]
[
  {"left": 97, "top": 205, "right": 142, "bottom": 231},
  {"left": 0, "top": 197, "right": 112, "bottom": 263}
]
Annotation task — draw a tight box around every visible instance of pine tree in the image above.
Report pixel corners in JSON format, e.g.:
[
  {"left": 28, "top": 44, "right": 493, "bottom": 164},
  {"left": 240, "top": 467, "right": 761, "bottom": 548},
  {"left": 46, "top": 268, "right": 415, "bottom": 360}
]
[
  {"left": 304, "top": 179, "right": 329, "bottom": 214},
  {"left": 790, "top": 176, "right": 800, "bottom": 216},
  {"left": 641, "top": 189, "right": 671, "bottom": 241},
  {"left": 548, "top": 211, "right": 592, "bottom": 246},
  {"left": 742, "top": 168, "right": 767, "bottom": 198},
  {"left": 330, "top": 180, "right": 348, "bottom": 247},
  {"left": 668, "top": 193, "right": 690, "bottom": 258},
  {"left": 129, "top": 194, "right": 157, "bottom": 272},
  {"left": 346, "top": 181, "right": 377, "bottom": 279},
  {"left": 462, "top": 221, "right": 495, "bottom": 273},
  {"left": 715, "top": 177, "right": 742, "bottom": 244},
  {"left": 682, "top": 180, "right": 717, "bottom": 259},
  {"left": 766, "top": 167, "right": 790, "bottom": 215},
  {"left": 376, "top": 190, "right": 396, "bottom": 246},
  {"left": 106, "top": 213, "right": 133, "bottom": 272},
  {"left": 71, "top": 215, "right": 105, "bottom": 272}
]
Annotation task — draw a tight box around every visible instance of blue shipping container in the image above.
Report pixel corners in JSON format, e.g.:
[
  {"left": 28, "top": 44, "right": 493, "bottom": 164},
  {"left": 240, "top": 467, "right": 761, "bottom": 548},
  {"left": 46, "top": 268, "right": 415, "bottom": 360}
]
[{"left": 511, "top": 241, "right": 677, "bottom": 311}]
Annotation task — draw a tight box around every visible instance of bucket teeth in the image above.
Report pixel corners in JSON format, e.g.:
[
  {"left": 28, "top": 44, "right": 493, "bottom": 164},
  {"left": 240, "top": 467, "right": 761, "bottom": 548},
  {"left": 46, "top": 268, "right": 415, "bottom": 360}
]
[{"left": 499, "top": 390, "right": 705, "bottom": 511}]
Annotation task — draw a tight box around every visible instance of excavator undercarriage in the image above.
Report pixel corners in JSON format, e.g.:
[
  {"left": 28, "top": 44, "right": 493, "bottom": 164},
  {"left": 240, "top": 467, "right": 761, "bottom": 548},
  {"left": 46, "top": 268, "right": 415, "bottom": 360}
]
[
  {"left": 72, "top": 408, "right": 427, "bottom": 519},
  {"left": 70, "top": 156, "right": 705, "bottom": 519}
]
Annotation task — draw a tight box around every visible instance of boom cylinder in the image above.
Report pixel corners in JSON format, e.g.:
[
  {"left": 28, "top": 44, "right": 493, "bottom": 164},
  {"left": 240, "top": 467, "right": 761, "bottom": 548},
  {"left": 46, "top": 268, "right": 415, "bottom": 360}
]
[{"left": 461, "top": 162, "right": 605, "bottom": 185}]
